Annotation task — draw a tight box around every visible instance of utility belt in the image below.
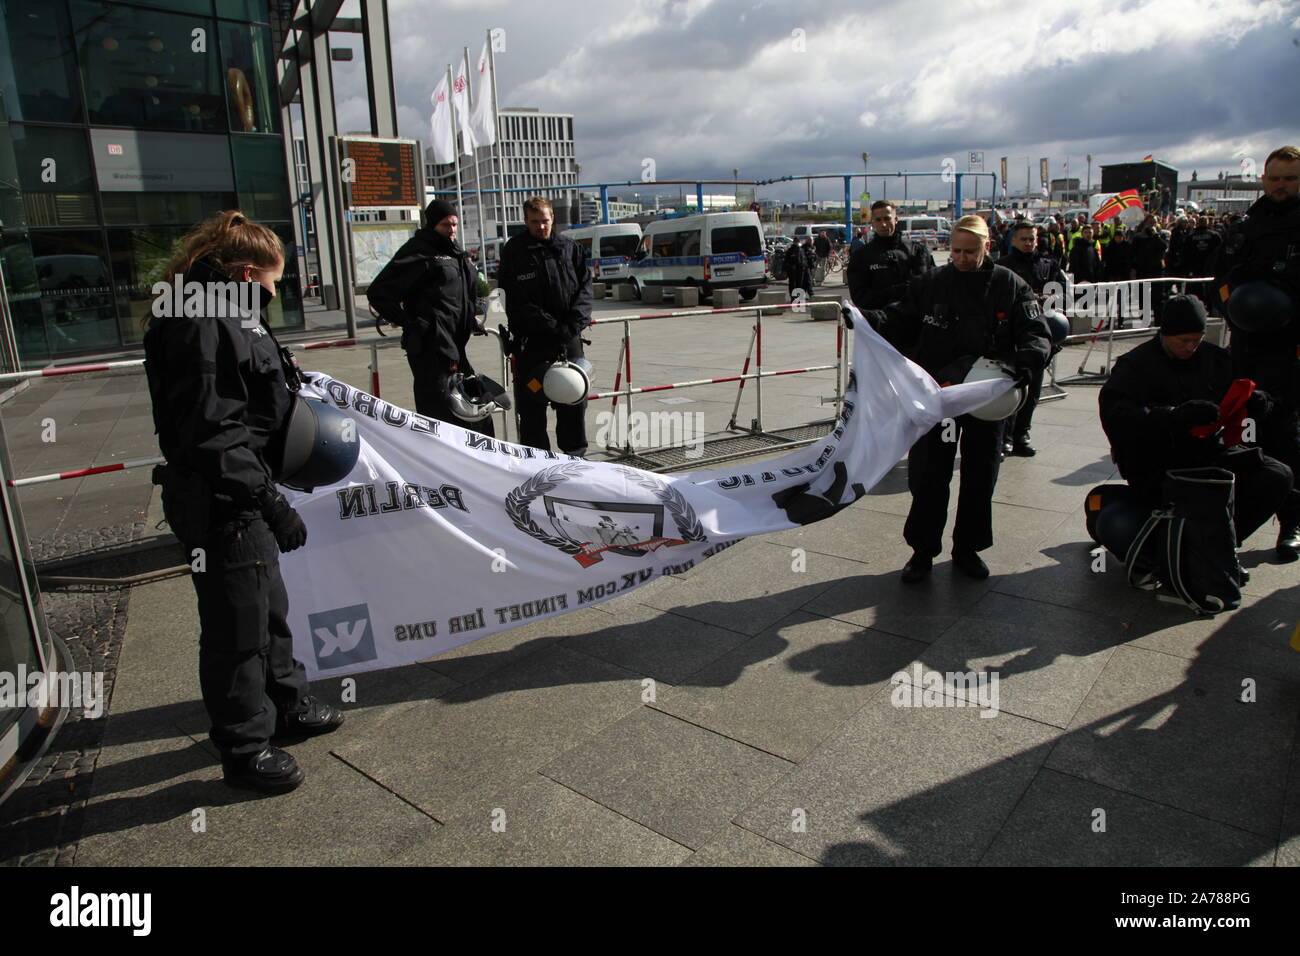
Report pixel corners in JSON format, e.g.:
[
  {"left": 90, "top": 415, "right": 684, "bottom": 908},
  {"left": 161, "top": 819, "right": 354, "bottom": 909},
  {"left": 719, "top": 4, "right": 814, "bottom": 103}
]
[{"left": 152, "top": 464, "right": 253, "bottom": 543}]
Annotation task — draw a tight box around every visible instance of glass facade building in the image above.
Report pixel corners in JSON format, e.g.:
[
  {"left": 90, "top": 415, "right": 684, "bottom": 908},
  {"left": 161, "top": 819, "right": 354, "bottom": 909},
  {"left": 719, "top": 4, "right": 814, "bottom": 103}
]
[{"left": 0, "top": 0, "right": 301, "bottom": 370}]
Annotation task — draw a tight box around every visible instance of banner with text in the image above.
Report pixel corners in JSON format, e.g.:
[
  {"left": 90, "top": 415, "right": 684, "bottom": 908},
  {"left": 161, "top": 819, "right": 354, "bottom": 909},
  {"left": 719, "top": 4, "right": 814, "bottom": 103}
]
[{"left": 282, "top": 306, "right": 1011, "bottom": 680}]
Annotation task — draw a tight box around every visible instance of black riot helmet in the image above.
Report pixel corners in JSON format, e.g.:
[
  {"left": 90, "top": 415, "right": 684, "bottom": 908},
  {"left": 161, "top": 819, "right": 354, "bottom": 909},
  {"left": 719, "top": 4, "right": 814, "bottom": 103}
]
[{"left": 276, "top": 396, "right": 361, "bottom": 492}]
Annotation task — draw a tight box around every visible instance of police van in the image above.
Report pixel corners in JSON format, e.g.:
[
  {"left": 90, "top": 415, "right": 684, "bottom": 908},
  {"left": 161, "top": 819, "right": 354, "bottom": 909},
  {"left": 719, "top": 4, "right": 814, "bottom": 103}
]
[
  {"left": 898, "top": 216, "right": 952, "bottom": 249},
  {"left": 630, "top": 211, "right": 766, "bottom": 301},
  {"left": 564, "top": 222, "right": 643, "bottom": 285},
  {"left": 790, "top": 221, "right": 852, "bottom": 243}
]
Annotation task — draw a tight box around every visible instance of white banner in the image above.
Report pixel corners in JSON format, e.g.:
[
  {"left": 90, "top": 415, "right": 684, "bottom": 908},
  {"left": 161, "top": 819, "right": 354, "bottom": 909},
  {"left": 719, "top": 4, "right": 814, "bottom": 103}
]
[
  {"left": 281, "top": 306, "right": 1012, "bottom": 680},
  {"left": 428, "top": 74, "right": 454, "bottom": 165},
  {"left": 453, "top": 55, "right": 476, "bottom": 157},
  {"left": 468, "top": 42, "right": 497, "bottom": 147}
]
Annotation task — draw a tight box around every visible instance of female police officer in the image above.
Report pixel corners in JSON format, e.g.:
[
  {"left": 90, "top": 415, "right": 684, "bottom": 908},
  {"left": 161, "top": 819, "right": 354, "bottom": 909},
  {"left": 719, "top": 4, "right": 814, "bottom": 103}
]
[
  {"left": 861, "top": 215, "right": 1051, "bottom": 582},
  {"left": 144, "top": 211, "right": 342, "bottom": 794}
]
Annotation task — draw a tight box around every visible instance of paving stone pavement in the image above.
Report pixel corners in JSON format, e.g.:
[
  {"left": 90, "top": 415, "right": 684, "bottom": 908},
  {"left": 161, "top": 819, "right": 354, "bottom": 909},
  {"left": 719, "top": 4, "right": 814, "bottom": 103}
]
[{"left": 1, "top": 279, "right": 1298, "bottom": 867}]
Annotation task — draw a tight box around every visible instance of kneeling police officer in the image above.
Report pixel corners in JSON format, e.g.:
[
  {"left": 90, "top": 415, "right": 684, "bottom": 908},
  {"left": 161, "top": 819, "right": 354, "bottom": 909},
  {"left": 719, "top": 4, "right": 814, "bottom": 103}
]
[{"left": 144, "top": 211, "right": 343, "bottom": 795}]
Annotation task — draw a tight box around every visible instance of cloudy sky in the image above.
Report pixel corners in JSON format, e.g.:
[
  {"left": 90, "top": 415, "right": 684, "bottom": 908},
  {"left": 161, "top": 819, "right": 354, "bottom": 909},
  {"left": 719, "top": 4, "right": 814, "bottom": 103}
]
[{"left": 325, "top": 0, "right": 1299, "bottom": 202}]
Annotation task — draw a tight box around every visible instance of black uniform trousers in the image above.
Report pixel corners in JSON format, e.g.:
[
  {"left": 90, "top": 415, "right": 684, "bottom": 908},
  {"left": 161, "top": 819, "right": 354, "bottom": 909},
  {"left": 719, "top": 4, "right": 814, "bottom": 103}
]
[
  {"left": 1257, "top": 401, "right": 1300, "bottom": 526},
  {"left": 1130, "top": 447, "right": 1293, "bottom": 544},
  {"left": 405, "top": 345, "right": 495, "bottom": 436},
  {"left": 513, "top": 350, "right": 587, "bottom": 456},
  {"left": 1009, "top": 368, "right": 1045, "bottom": 443},
  {"left": 905, "top": 413, "right": 1003, "bottom": 556},
  {"left": 189, "top": 515, "right": 308, "bottom": 761}
]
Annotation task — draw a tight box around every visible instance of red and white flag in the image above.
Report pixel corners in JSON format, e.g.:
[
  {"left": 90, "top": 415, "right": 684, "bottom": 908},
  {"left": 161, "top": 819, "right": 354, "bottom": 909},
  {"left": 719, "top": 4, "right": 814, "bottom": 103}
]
[
  {"left": 428, "top": 74, "right": 454, "bottom": 165},
  {"left": 468, "top": 41, "right": 497, "bottom": 147},
  {"left": 453, "top": 55, "right": 476, "bottom": 156}
]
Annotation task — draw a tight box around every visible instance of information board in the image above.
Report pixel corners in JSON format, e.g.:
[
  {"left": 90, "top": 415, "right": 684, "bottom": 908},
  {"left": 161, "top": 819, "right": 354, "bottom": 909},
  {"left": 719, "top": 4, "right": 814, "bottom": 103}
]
[{"left": 340, "top": 137, "right": 420, "bottom": 208}]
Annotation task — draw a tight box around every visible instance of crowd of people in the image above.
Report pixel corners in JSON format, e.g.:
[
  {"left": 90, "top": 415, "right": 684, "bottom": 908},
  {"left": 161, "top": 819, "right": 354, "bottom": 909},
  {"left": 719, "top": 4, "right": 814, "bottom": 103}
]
[{"left": 141, "top": 143, "right": 1298, "bottom": 794}]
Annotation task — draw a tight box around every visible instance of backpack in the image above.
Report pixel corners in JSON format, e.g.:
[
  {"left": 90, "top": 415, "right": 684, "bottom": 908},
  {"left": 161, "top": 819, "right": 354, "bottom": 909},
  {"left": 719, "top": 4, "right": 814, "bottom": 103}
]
[{"left": 1122, "top": 466, "right": 1245, "bottom": 614}]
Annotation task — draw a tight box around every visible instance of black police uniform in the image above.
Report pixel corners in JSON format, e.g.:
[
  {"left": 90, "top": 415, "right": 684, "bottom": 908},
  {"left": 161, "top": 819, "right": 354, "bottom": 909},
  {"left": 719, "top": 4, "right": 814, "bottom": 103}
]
[
  {"left": 143, "top": 260, "right": 310, "bottom": 766},
  {"left": 1182, "top": 226, "right": 1223, "bottom": 304},
  {"left": 786, "top": 242, "right": 814, "bottom": 299},
  {"left": 1132, "top": 226, "right": 1169, "bottom": 323},
  {"left": 1000, "top": 247, "right": 1069, "bottom": 450},
  {"left": 1218, "top": 192, "right": 1300, "bottom": 536},
  {"left": 498, "top": 229, "right": 592, "bottom": 456},
  {"left": 846, "top": 231, "right": 935, "bottom": 315},
  {"left": 367, "top": 220, "right": 490, "bottom": 434},
  {"left": 1098, "top": 335, "right": 1292, "bottom": 543},
  {"left": 865, "top": 259, "right": 1051, "bottom": 558},
  {"left": 1104, "top": 235, "right": 1135, "bottom": 282}
]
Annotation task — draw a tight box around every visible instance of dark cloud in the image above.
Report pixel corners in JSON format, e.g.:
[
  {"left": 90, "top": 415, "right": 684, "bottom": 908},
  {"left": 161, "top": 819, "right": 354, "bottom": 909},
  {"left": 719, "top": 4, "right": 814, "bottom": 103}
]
[{"left": 343, "top": 0, "right": 1298, "bottom": 203}]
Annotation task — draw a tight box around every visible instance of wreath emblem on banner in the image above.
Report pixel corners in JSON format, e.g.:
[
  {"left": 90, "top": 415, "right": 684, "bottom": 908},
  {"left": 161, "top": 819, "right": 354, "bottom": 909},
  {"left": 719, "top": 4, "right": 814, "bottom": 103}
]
[{"left": 505, "top": 463, "right": 707, "bottom": 567}]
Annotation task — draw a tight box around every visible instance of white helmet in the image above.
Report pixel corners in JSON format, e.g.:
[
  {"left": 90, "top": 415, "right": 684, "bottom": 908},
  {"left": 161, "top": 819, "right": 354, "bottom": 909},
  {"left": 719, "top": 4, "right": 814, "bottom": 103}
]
[
  {"left": 542, "top": 357, "right": 593, "bottom": 405},
  {"left": 446, "top": 373, "right": 512, "bottom": 422},
  {"left": 962, "top": 357, "right": 1025, "bottom": 422}
]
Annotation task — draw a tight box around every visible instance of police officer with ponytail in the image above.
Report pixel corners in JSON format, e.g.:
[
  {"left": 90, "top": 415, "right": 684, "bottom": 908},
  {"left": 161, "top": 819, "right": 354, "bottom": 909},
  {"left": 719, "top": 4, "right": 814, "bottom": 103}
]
[
  {"left": 862, "top": 215, "right": 1051, "bottom": 583},
  {"left": 143, "top": 211, "right": 343, "bottom": 795}
]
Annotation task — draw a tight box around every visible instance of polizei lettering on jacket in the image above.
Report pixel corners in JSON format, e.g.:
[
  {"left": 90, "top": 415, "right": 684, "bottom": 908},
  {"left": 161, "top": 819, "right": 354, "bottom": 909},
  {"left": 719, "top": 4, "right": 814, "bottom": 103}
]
[{"left": 337, "top": 481, "right": 468, "bottom": 519}]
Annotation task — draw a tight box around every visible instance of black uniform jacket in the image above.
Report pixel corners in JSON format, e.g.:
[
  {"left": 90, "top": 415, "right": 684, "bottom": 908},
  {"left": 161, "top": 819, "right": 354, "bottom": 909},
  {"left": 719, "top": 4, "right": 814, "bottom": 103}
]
[
  {"left": 143, "top": 259, "right": 293, "bottom": 510},
  {"left": 498, "top": 231, "right": 591, "bottom": 358},
  {"left": 1099, "top": 337, "right": 1235, "bottom": 491},
  {"left": 864, "top": 258, "right": 1051, "bottom": 382},
  {"left": 847, "top": 232, "right": 935, "bottom": 311},
  {"left": 366, "top": 226, "right": 478, "bottom": 367}
]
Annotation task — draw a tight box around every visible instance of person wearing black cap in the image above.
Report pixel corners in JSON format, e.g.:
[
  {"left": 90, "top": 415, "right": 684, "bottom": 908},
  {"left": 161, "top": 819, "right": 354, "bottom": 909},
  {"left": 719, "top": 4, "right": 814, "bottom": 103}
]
[
  {"left": 1099, "top": 294, "right": 1293, "bottom": 546},
  {"left": 367, "top": 198, "right": 493, "bottom": 434}
]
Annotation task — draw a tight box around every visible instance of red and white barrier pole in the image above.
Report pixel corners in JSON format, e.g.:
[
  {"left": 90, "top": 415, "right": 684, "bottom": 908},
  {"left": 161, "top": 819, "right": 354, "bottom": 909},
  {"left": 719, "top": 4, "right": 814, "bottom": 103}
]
[{"left": 8, "top": 456, "right": 165, "bottom": 488}]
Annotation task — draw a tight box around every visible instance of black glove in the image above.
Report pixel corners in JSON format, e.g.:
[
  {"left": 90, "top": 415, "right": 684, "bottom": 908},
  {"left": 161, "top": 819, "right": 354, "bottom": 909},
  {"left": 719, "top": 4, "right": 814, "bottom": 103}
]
[
  {"left": 259, "top": 489, "right": 307, "bottom": 553},
  {"left": 1170, "top": 399, "right": 1221, "bottom": 430},
  {"left": 1008, "top": 366, "right": 1035, "bottom": 388},
  {"left": 1246, "top": 389, "right": 1273, "bottom": 419}
]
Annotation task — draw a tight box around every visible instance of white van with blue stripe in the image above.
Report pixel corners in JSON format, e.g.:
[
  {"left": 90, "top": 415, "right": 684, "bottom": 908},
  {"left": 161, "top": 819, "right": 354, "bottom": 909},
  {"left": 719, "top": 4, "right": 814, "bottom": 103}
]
[
  {"left": 630, "top": 211, "right": 766, "bottom": 301},
  {"left": 564, "top": 223, "right": 643, "bottom": 286}
]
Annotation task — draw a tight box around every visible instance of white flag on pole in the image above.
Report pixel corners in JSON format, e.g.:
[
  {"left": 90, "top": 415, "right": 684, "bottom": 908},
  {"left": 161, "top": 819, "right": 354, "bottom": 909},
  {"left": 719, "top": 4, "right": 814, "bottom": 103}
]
[
  {"left": 429, "top": 74, "right": 455, "bottom": 165},
  {"left": 468, "top": 41, "right": 497, "bottom": 147},
  {"left": 279, "top": 306, "right": 1014, "bottom": 681},
  {"left": 453, "top": 55, "right": 476, "bottom": 156}
]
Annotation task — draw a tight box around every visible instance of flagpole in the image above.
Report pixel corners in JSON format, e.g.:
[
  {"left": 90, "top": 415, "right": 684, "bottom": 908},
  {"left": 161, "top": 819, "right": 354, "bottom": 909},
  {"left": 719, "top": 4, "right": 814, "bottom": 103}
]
[
  {"left": 488, "top": 29, "right": 505, "bottom": 241},
  {"left": 447, "top": 65, "right": 464, "bottom": 237},
  {"left": 465, "top": 45, "right": 488, "bottom": 272}
]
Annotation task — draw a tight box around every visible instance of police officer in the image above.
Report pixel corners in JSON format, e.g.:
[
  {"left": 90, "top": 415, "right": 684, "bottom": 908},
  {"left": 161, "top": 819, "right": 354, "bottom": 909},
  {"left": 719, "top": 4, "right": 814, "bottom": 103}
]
[
  {"left": 862, "top": 215, "right": 1051, "bottom": 582},
  {"left": 813, "top": 229, "right": 832, "bottom": 283},
  {"left": 1099, "top": 295, "right": 1292, "bottom": 544},
  {"left": 367, "top": 199, "right": 493, "bottom": 434},
  {"left": 1000, "top": 221, "right": 1068, "bottom": 457},
  {"left": 1181, "top": 215, "right": 1223, "bottom": 308},
  {"left": 499, "top": 196, "right": 592, "bottom": 456},
  {"left": 143, "top": 211, "right": 342, "bottom": 795},
  {"left": 1132, "top": 214, "right": 1169, "bottom": 323},
  {"left": 847, "top": 200, "right": 935, "bottom": 317},
  {"left": 787, "top": 236, "right": 814, "bottom": 300},
  {"left": 1218, "top": 144, "right": 1300, "bottom": 558},
  {"left": 1104, "top": 225, "right": 1135, "bottom": 282}
]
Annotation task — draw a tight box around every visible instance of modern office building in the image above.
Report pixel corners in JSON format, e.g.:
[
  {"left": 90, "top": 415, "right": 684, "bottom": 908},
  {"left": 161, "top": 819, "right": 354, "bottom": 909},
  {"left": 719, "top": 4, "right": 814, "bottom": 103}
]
[
  {"left": 0, "top": 0, "right": 302, "bottom": 371},
  {"left": 578, "top": 193, "right": 641, "bottom": 223},
  {"left": 425, "top": 106, "right": 579, "bottom": 241}
]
